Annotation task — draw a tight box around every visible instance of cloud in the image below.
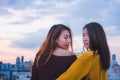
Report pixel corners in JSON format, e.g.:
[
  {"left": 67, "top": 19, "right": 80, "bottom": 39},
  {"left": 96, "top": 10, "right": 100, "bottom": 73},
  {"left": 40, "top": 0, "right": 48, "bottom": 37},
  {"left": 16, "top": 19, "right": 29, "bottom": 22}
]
[
  {"left": 0, "top": 44, "right": 37, "bottom": 63},
  {"left": 104, "top": 25, "right": 120, "bottom": 36},
  {"left": 107, "top": 36, "right": 120, "bottom": 64},
  {"left": 0, "top": 0, "right": 120, "bottom": 64},
  {"left": 11, "top": 29, "right": 48, "bottom": 49},
  {"left": 0, "top": 0, "right": 33, "bottom": 9},
  {"left": 116, "top": 0, "right": 120, "bottom": 3},
  {"left": 0, "top": 8, "right": 12, "bottom": 16},
  {"left": 2, "top": 0, "right": 119, "bottom": 28}
]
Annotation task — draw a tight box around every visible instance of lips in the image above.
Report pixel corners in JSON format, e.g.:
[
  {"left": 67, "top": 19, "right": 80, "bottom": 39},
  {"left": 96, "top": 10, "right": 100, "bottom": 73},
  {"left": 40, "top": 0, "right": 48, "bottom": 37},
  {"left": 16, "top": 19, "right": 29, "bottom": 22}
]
[
  {"left": 84, "top": 43, "right": 88, "bottom": 46},
  {"left": 84, "top": 42, "right": 89, "bottom": 49},
  {"left": 84, "top": 43, "right": 88, "bottom": 45},
  {"left": 65, "top": 44, "right": 69, "bottom": 48},
  {"left": 65, "top": 45, "right": 69, "bottom": 47}
]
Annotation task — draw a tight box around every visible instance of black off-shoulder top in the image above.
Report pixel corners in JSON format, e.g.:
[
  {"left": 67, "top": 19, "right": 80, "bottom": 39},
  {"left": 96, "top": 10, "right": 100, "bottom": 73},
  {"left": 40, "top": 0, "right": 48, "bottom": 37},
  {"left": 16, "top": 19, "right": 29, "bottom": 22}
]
[{"left": 31, "top": 55, "right": 77, "bottom": 80}]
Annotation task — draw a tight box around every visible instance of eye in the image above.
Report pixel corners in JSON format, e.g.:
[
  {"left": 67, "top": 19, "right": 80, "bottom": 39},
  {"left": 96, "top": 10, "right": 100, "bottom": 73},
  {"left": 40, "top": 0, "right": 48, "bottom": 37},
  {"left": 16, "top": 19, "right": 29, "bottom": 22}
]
[
  {"left": 83, "top": 33, "right": 85, "bottom": 37},
  {"left": 64, "top": 37, "right": 67, "bottom": 39}
]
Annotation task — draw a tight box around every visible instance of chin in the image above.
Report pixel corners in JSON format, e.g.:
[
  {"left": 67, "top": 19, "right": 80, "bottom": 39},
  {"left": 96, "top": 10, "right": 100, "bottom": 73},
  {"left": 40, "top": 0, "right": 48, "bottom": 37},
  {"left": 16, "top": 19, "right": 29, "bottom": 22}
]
[
  {"left": 84, "top": 46, "right": 89, "bottom": 49},
  {"left": 84, "top": 45, "right": 89, "bottom": 48},
  {"left": 65, "top": 47, "right": 69, "bottom": 50}
]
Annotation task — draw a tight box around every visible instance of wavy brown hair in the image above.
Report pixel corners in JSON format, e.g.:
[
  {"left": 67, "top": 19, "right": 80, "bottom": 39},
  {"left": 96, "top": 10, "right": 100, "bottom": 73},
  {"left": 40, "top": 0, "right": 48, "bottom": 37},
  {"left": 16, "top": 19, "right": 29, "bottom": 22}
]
[
  {"left": 34, "top": 24, "right": 73, "bottom": 67},
  {"left": 83, "top": 22, "right": 110, "bottom": 70}
]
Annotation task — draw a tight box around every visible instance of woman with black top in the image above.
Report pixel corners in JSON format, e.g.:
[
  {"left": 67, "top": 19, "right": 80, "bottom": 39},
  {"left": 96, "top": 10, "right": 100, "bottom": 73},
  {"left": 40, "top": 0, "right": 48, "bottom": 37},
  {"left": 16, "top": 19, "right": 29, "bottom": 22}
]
[{"left": 31, "top": 24, "right": 77, "bottom": 80}]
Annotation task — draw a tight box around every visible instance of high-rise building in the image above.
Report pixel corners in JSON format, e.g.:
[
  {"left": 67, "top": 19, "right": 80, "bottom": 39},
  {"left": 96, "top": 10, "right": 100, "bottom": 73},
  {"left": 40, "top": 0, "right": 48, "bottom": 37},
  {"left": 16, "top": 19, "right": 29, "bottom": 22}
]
[
  {"left": 21, "top": 56, "right": 24, "bottom": 63},
  {"left": 108, "top": 54, "right": 120, "bottom": 80},
  {"left": 0, "top": 56, "right": 31, "bottom": 80},
  {"left": 16, "top": 57, "right": 20, "bottom": 64}
]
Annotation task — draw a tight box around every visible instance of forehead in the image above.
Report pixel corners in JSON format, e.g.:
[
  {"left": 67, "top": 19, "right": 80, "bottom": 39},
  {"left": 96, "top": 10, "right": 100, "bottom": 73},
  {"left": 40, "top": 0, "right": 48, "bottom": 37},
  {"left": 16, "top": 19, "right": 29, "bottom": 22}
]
[
  {"left": 83, "top": 28, "right": 88, "bottom": 33},
  {"left": 60, "top": 30, "right": 70, "bottom": 36}
]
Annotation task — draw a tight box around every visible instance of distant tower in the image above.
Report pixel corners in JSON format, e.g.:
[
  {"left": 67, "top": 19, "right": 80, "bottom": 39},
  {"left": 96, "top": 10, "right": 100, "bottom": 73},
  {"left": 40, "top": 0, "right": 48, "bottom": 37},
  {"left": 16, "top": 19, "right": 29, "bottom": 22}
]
[
  {"left": 111, "top": 54, "right": 118, "bottom": 66},
  {"left": 112, "top": 54, "right": 116, "bottom": 61},
  {"left": 16, "top": 57, "right": 20, "bottom": 64},
  {"left": 0, "top": 61, "right": 2, "bottom": 64},
  {"left": 21, "top": 56, "right": 24, "bottom": 63}
]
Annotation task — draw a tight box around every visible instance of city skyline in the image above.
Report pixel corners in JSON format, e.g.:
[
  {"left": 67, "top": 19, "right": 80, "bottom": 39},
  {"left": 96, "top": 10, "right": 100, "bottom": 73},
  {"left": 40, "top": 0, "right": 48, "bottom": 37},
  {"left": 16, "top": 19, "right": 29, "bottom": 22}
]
[
  {"left": 0, "top": 0, "right": 120, "bottom": 64},
  {"left": 1, "top": 54, "right": 120, "bottom": 80}
]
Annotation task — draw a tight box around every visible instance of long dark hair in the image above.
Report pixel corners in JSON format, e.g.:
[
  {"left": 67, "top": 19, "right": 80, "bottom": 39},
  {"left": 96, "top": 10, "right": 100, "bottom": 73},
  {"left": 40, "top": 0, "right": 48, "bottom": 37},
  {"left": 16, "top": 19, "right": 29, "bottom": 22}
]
[
  {"left": 83, "top": 22, "right": 110, "bottom": 70},
  {"left": 35, "top": 24, "right": 73, "bottom": 67}
]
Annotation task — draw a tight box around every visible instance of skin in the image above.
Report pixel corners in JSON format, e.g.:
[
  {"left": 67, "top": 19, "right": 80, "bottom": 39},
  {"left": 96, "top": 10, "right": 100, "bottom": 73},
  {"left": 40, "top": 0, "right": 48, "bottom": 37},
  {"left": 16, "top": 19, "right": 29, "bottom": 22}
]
[
  {"left": 83, "top": 28, "right": 90, "bottom": 49},
  {"left": 56, "top": 30, "right": 71, "bottom": 50},
  {"left": 53, "top": 30, "right": 74, "bottom": 56}
]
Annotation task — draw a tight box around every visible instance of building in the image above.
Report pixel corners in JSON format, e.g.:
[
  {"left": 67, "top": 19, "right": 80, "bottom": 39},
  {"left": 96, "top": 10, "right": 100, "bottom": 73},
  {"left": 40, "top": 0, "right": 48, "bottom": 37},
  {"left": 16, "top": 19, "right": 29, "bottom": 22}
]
[
  {"left": 108, "top": 54, "right": 120, "bottom": 80},
  {"left": 0, "top": 56, "right": 32, "bottom": 80},
  {"left": 0, "top": 72, "right": 7, "bottom": 80},
  {"left": 11, "top": 71, "right": 31, "bottom": 80},
  {"left": 1, "top": 54, "right": 120, "bottom": 80}
]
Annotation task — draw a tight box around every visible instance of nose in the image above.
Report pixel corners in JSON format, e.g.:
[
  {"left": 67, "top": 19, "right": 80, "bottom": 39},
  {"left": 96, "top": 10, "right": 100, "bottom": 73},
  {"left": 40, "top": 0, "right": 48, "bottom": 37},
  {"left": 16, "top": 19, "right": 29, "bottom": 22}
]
[
  {"left": 67, "top": 38, "right": 70, "bottom": 43},
  {"left": 83, "top": 36, "right": 88, "bottom": 42}
]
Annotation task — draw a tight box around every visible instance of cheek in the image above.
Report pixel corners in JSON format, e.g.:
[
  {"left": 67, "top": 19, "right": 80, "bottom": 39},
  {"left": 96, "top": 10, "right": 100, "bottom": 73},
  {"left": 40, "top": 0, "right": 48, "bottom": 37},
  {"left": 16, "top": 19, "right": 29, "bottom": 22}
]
[
  {"left": 82, "top": 37, "right": 86, "bottom": 42},
  {"left": 56, "top": 39, "right": 64, "bottom": 46}
]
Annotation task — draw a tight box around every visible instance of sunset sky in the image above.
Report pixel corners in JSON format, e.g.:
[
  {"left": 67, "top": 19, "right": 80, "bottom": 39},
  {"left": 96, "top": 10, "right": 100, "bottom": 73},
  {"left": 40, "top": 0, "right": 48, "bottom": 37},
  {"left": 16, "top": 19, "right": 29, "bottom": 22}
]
[{"left": 0, "top": 0, "right": 120, "bottom": 64}]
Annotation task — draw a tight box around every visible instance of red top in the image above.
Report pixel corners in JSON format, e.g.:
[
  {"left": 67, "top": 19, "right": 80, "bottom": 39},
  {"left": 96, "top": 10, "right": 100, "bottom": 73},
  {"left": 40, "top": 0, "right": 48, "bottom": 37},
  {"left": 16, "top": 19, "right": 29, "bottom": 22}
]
[{"left": 31, "top": 55, "right": 77, "bottom": 80}]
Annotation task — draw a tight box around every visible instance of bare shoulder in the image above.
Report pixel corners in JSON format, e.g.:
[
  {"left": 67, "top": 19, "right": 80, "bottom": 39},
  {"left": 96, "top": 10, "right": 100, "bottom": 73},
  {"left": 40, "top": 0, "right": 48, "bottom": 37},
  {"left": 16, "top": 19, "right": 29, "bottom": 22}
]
[{"left": 53, "top": 48, "right": 76, "bottom": 56}]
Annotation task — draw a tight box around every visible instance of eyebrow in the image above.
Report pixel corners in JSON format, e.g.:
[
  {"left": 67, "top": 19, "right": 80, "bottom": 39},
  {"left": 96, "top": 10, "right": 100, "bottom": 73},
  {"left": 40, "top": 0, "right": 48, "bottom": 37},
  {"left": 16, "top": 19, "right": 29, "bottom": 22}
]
[
  {"left": 64, "top": 34, "right": 70, "bottom": 36},
  {"left": 64, "top": 35, "right": 68, "bottom": 36},
  {"left": 64, "top": 34, "right": 70, "bottom": 37}
]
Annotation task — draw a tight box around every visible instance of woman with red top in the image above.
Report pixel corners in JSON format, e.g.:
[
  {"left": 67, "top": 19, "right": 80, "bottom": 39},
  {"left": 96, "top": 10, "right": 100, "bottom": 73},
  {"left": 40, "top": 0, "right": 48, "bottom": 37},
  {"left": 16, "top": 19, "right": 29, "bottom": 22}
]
[{"left": 31, "top": 24, "right": 77, "bottom": 80}]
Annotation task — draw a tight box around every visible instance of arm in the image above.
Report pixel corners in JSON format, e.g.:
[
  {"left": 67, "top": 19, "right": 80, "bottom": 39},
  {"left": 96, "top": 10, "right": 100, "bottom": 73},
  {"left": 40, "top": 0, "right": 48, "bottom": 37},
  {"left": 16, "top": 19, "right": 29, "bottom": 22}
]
[{"left": 56, "top": 51, "right": 95, "bottom": 80}]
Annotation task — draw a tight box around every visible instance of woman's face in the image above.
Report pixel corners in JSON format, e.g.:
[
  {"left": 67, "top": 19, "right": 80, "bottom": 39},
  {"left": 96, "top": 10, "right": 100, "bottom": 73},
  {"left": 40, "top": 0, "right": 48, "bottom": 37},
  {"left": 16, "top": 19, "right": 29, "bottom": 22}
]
[
  {"left": 83, "top": 28, "right": 90, "bottom": 49},
  {"left": 56, "top": 30, "right": 71, "bottom": 50}
]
